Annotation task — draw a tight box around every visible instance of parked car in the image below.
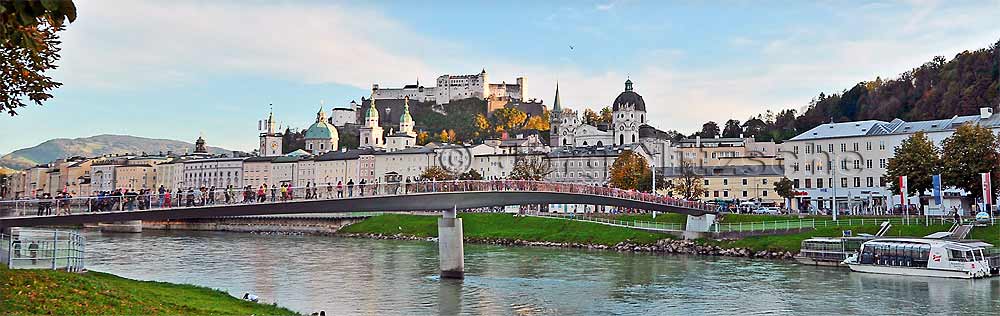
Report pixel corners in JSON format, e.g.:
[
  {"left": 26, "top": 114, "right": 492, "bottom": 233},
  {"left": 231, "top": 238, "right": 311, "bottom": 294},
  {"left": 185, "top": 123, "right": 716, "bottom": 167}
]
[{"left": 753, "top": 207, "right": 781, "bottom": 214}]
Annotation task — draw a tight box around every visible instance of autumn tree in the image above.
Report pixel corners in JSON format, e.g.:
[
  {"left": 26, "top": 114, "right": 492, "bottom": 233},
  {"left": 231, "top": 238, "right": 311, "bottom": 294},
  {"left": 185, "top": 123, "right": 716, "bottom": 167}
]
[
  {"left": 609, "top": 150, "right": 649, "bottom": 190},
  {"left": 698, "top": 121, "right": 720, "bottom": 138},
  {"left": 1, "top": 0, "right": 76, "bottom": 116},
  {"left": 599, "top": 106, "right": 613, "bottom": 124},
  {"left": 671, "top": 159, "right": 705, "bottom": 200},
  {"left": 722, "top": 119, "right": 742, "bottom": 138},
  {"left": 437, "top": 130, "right": 449, "bottom": 142},
  {"left": 420, "top": 166, "right": 455, "bottom": 181},
  {"left": 941, "top": 124, "right": 1000, "bottom": 198},
  {"left": 885, "top": 131, "right": 941, "bottom": 196},
  {"left": 582, "top": 108, "right": 601, "bottom": 125},
  {"left": 416, "top": 131, "right": 430, "bottom": 145},
  {"left": 473, "top": 113, "right": 491, "bottom": 137},
  {"left": 523, "top": 115, "right": 549, "bottom": 131},
  {"left": 490, "top": 107, "right": 527, "bottom": 132}
]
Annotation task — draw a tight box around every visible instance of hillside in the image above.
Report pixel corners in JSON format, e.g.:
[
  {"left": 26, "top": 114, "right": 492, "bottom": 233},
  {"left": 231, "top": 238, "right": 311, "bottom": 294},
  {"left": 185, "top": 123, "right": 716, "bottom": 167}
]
[
  {"left": 0, "top": 134, "right": 230, "bottom": 170},
  {"left": 697, "top": 38, "right": 1000, "bottom": 142}
]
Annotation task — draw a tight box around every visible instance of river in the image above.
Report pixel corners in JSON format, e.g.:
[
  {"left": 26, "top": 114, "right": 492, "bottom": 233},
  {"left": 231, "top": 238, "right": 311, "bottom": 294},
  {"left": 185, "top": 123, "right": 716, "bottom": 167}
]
[{"left": 81, "top": 230, "right": 999, "bottom": 315}]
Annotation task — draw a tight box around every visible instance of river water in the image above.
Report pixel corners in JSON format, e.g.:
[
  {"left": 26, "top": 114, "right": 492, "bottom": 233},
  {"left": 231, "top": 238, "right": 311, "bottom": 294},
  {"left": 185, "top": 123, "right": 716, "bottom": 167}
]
[{"left": 81, "top": 230, "right": 999, "bottom": 315}]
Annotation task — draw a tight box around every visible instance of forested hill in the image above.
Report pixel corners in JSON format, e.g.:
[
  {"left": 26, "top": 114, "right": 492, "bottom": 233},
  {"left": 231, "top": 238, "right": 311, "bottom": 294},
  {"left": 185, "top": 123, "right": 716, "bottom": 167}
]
[{"left": 702, "top": 38, "right": 1000, "bottom": 142}]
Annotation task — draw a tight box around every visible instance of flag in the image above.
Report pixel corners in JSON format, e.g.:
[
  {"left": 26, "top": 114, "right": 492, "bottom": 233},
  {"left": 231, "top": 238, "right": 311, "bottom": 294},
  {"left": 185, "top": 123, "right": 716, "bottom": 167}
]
[
  {"left": 899, "top": 176, "right": 908, "bottom": 205},
  {"left": 981, "top": 172, "right": 992, "bottom": 207},
  {"left": 932, "top": 174, "right": 942, "bottom": 205}
]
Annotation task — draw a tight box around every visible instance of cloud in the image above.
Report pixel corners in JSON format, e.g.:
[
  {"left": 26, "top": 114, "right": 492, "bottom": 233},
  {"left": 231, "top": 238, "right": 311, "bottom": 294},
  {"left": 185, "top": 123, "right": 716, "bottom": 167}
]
[{"left": 57, "top": 0, "right": 446, "bottom": 91}]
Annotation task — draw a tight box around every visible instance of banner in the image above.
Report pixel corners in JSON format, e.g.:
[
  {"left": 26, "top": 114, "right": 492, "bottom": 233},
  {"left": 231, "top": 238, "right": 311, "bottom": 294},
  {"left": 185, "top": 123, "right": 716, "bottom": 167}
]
[
  {"left": 932, "top": 174, "right": 942, "bottom": 205},
  {"left": 981, "top": 173, "right": 992, "bottom": 208},
  {"left": 899, "top": 176, "right": 908, "bottom": 205}
]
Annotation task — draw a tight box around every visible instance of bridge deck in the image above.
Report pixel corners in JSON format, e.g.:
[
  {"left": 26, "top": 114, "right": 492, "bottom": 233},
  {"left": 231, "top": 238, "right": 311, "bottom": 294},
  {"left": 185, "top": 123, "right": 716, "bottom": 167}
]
[{"left": 1, "top": 181, "right": 714, "bottom": 228}]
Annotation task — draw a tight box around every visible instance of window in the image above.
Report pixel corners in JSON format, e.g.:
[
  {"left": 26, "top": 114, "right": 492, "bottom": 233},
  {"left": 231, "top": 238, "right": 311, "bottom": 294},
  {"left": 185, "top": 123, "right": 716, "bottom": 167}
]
[
  {"left": 841, "top": 160, "right": 848, "bottom": 170},
  {"left": 853, "top": 160, "right": 860, "bottom": 169},
  {"left": 841, "top": 178, "right": 848, "bottom": 188},
  {"left": 742, "top": 191, "right": 748, "bottom": 197},
  {"left": 742, "top": 178, "right": 748, "bottom": 185},
  {"left": 853, "top": 143, "right": 859, "bottom": 151},
  {"left": 793, "top": 146, "right": 799, "bottom": 154},
  {"left": 816, "top": 145, "right": 822, "bottom": 153},
  {"left": 853, "top": 177, "right": 861, "bottom": 187},
  {"left": 805, "top": 145, "right": 812, "bottom": 154},
  {"left": 817, "top": 178, "right": 824, "bottom": 188},
  {"left": 704, "top": 179, "right": 710, "bottom": 185},
  {"left": 762, "top": 190, "right": 768, "bottom": 197},
  {"left": 866, "top": 142, "right": 872, "bottom": 151},
  {"left": 866, "top": 160, "right": 872, "bottom": 169},
  {"left": 805, "top": 164, "right": 813, "bottom": 172},
  {"left": 762, "top": 179, "right": 768, "bottom": 185},
  {"left": 793, "top": 179, "right": 800, "bottom": 188},
  {"left": 805, "top": 179, "right": 812, "bottom": 188},
  {"left": 723, "top": 179, "right": 729, "bottom": 185},
  {"left": 792, "top": 163, "right": 800, "bottom": 172},
  {"left": 866, "top": 177, "right": 874, "bottom": 187},
  {"left": 840, "top": 143, "right": 846, "bottom": 152},
  {"left": 879, "top": 141, "right": 885, "bottom": 150},
  {"left": 723, "top": 191, "right": 729, "bottom": 197},
  {"left": 828, "top": 144, "right": 833, "bottom": 152},
  {"left": 879, "top": 159, "right": 886, "bottom": 169},
  {"left": 713, "top": 191, "right": 719, "bottom": 197},
  {"left": 704, "top": 192, "right": 710, "bottom": 198}
]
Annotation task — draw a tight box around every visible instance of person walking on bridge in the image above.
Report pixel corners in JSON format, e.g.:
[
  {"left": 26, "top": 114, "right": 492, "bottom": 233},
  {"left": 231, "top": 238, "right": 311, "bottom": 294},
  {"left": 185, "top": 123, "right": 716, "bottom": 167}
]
[
  {"left": 337, "top": 180, "right": 344, "bottom": 198},
  {"left": 258, "top": 184, "right": 267, "bottom": 203},
  {"left": 158, "top": 185, "right": 166, "bottom": 207},
  {"left": 347, "top": 179, "right": 355, "bottom": 197},
  {"left": 270, "top": 184, "right": 277, "bottom": 202}
]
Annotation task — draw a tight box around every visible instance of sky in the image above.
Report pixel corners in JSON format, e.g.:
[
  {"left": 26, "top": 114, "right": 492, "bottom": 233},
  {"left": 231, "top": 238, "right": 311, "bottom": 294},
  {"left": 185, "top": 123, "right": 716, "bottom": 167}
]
[{"left": 4, "top": 0, "right": 1000, "bottom": 153}]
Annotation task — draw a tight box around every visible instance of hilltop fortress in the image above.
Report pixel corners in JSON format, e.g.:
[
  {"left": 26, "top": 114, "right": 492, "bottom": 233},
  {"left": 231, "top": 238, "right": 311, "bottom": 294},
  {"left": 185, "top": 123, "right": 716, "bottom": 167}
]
[{"left": 372, "top": 69, "right": 526, "bottom": 105}]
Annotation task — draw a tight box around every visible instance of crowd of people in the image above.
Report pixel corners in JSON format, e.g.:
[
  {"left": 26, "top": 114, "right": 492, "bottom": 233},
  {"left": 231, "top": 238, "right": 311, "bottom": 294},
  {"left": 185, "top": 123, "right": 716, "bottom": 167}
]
[{"left": 10, "top": 179, "right": 712, "bottom": 215}]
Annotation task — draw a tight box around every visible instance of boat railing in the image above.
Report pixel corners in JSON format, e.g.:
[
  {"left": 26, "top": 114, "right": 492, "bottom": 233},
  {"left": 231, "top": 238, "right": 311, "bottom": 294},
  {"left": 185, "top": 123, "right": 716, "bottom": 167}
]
[{"left": 0, "top": 228, "right": 85, "bottom": 272}]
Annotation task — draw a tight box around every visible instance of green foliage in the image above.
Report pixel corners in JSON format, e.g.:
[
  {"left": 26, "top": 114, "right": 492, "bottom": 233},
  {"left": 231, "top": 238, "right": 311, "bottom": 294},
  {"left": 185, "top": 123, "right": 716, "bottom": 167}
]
[
  {"left": 458, "top": 169, "right": 483, "bottom": 180},
  {"left": 1, "top": 0, "right": 77, "bottom": 116},
  {"left": 697, "top": 121, "right": 719, "bottom": 138},
  {"left": 340, "top": 213, "right": 668, "bottom": 245},
  {"left": 886, "top": 132, "right": 941, "bottom": 196},
  {"left": 773, "top": 177, "right": 794, "bottom": 199},
  {"left": 411, "top": 98, "right": 486, "bottom": 143},
  {"left": 941, "top": 123, "right": 1000, "bottom": 196},
  {"left": 722, "top": 119, "right": 742, "bottom": 138},
  {"left": 0, "top": 267, "right": 295, "bottom": 315}
]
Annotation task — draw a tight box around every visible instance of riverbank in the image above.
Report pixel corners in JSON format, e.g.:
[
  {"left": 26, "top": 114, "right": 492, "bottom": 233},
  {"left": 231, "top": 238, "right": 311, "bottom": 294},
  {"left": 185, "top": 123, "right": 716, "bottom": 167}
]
[
  {"left": 0, "top": 267, "right": 296, "bottom": 315},
  {"left": 339, "top": 213, "right": 1000, "bottom": 259}
]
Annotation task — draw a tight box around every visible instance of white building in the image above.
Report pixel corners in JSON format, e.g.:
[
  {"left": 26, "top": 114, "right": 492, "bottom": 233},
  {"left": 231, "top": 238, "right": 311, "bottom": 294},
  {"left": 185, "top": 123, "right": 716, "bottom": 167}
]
[
  {"left": 242, "top": 156, "right": 274, "bottom": 187},
  {"left": 386, "top": 97, "right": 418, "bottom": 152},
  {"left": 373, "top": 147, "right": 435, "bottom": 182},
  {"left": 359, "top": 88, "right": 385, "bottom": 149},
  {"left": 330, "top": 101, "right": 358, "bottom": 127},
  {"left": 546, "top": 144, "right": 651, "bottom": 184},
  {"left": 90, "top": 162, "right": 121, "bottom": 193},
  {"left": 550, "top": 79, "right": 649, "bottom": 148},
  {"left": 372, "top": 69, "right": 527, "bottom": 105},
  {"left": 182, "top": 157, "right": 245, "bottom": 189},
  {"left": 782, "top": 107, "right": 1000, "bottom": 214},
  {"left": 259, "top": 111, "right": 284, "bottom": 157}
]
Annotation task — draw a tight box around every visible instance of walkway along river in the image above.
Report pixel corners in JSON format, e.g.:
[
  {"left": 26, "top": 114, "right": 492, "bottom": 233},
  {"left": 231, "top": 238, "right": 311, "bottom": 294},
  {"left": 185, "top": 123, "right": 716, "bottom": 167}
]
[{"left": 83, "top": 230, "right": 1000, "bottom": 315}]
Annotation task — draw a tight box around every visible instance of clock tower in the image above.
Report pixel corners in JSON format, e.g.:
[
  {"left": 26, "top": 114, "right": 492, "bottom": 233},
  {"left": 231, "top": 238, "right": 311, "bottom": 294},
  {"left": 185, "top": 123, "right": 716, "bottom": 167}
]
[{"left": 259, "top": 109, "right": 284, "bottom": 156}]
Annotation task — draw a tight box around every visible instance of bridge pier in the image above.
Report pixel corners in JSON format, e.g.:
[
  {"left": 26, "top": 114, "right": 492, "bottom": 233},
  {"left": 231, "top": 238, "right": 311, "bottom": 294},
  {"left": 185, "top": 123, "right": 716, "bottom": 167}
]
[
  {"left": 683, "top": 214, "right": 716, "bottom": 239},
  {"left": 100, "top": 220, "right": 143, "bottom": 233},
  {"left": 438, "top": 206, "right": 464, "bottom": 279}
]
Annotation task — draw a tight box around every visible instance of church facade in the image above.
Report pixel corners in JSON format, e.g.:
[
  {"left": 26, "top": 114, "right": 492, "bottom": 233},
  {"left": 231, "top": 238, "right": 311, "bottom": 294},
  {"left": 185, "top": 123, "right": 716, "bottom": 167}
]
[{"left": 550, "top": 79, "right": 648, "bottom": 148}]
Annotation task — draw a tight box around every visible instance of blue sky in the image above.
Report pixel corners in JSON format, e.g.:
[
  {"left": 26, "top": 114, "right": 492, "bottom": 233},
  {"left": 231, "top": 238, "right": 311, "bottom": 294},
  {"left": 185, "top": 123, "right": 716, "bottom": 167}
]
[{"left": 4, "top": 0, "right": 1000, "bottom": 153}]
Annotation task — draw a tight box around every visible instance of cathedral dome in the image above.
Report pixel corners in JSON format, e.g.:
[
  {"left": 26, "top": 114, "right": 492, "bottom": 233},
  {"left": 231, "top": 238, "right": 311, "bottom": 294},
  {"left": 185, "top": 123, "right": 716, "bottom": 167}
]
[
  {"left": 612, "top": 79, "right": 645, "bottom": 112},
  {"left": 305, "top": 108, "right": 338, "bottom": 140}
]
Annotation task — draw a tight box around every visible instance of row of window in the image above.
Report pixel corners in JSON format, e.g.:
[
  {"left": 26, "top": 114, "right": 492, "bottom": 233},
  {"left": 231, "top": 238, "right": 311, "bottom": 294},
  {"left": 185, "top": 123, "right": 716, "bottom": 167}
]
[
  {"left": 794, "top": 176, "right": 883, "bottom": 189},
  {"left": 793, "top": 141, "right": 887, "bottom": 155},
  {"left": 704, "top": 190, "right": 769, "bottom": 198},
  {"left": 791, "top": 159, "right": 887, "bottom": 172},
  {"left": 703, "top": 178, "right": 769, "bottom": 186}
]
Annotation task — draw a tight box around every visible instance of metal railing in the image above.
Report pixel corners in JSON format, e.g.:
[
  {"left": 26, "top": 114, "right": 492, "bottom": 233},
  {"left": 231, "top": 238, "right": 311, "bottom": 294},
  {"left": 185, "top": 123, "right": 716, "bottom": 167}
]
[
  {"left": 1, "top": 228, "right": 85, "bottom": 272},
  {"left": 533, "top": 212, "right": 685, "bottom": 231},
  {"left": 0, "top": 180, "right": 714, "bottom": 219},
  {"left": 711, "top": 216, "right": 964, "bottom": 233}
]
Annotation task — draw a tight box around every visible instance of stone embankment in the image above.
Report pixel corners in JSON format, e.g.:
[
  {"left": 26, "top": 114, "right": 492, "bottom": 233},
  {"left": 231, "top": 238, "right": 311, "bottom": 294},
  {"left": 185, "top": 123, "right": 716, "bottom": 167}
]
[{"left": 338, "top": 233, "right": 797, "bottom": 260}]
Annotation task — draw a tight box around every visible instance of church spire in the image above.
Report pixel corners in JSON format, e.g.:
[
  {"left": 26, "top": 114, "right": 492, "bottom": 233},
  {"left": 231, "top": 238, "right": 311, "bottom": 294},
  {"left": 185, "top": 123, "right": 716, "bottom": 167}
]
[{"left": 552, "top": 82, "right": 561, "bottom": 113}]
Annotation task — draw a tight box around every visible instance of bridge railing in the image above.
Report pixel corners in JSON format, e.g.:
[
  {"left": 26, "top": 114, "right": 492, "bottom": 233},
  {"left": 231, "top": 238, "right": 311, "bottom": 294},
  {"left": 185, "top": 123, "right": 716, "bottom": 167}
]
[{"left": 0, "top": 180, "right": 714, "bottom": 219}]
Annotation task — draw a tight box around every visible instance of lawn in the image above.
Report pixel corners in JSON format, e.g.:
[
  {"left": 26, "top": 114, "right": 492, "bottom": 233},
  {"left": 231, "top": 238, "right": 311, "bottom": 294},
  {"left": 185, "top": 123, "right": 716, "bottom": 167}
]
[
  {"left": 339, "top": 213, "right": 670, "bottom": 245},
  {"left": 0, "top": 267, "right": 296, "bottom": 315}
]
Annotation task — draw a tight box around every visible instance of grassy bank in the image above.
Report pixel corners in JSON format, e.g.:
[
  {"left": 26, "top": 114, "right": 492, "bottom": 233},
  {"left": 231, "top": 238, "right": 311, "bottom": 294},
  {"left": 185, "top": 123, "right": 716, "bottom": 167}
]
[
  {"left": 0, "top": 267, "right": 295, "bottom": 315},
  {"left": 343, "top": 213, "right": 1000, "bottom": 254},
  {"left": 339, "top": 213, "right": 668, "bottom": 245}
]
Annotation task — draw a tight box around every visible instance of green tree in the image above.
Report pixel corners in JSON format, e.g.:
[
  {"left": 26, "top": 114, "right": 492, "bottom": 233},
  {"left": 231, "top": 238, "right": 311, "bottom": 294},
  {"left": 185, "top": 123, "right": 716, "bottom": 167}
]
[
  {"left": 722, "top": 119, "right": 742, "bottom": 138},
  {"left": 698, "top": 121, "right": 720, "bottom": 138},
  {"left": 2, "top": 0, "right": 77, "bottom": 116},
  {"left": 773, "top": 177, "right": 795, "bottom": 207},
  {"left": 609, "top": 150, "right": 649, "bottom": 190},
  {"left": 941, "top": 124, "right": 1000, "bottom": 198},
  {"left": 599, "top": 106, "right": 613, "bottom": 124},
  {"left": 458, "top": 169, "right": 483, "bottom": 180},
  {"left": 886, "top": 131, "right": 941, "bottom": 196}
]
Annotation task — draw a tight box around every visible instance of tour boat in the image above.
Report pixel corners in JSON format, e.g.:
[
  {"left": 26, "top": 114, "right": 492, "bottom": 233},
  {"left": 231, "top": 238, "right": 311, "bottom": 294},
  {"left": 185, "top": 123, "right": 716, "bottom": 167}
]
[
  {"left": 843, "top": 238, "right": 994, "bottom": 279},
  {"left": 795, "top": 237, "right": 872, "bottom": 267}
]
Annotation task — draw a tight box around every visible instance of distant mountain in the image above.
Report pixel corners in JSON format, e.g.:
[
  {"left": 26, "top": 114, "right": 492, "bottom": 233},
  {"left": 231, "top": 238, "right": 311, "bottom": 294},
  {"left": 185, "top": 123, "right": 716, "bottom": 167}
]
[{"left": 0, "top": 134, "right": 231, "bottom": 170}]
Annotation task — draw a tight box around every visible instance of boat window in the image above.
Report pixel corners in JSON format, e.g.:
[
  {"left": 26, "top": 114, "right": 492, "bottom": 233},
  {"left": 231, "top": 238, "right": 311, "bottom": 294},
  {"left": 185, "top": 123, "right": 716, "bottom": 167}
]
[{"left": 950, "top": 250, "right": 970, "bottom": 262}]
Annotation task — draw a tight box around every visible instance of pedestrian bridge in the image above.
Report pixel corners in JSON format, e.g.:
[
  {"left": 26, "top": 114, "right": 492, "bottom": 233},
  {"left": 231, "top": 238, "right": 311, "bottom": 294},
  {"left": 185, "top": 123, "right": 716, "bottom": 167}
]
[{"left": 0, "top": 181, "right": 716, "bottom": 229}]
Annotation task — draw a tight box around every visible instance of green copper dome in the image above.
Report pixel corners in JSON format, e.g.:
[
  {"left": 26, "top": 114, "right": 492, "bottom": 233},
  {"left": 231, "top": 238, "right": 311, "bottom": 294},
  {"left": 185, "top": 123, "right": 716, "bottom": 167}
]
[
  {"left": 305, "top": 107, "right": 338, "bottom": 140},
  {"left": 400, "top": 98, "right": 413, "bottom": 123}
]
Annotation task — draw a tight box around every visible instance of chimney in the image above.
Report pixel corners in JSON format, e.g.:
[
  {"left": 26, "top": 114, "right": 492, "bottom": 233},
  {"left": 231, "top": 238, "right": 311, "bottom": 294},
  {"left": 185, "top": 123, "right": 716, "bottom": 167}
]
[
  {"left": 695, "top": 135, "right": 701, "bottom": 147},
  {"left": 980, "top": 107, "right": 993, "bottom": 119}
]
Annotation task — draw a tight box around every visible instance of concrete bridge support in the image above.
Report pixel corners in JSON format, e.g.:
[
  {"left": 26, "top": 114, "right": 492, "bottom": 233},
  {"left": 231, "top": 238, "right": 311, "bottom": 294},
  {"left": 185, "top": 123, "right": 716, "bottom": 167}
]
[
  {"left": 438, "top": 207, "right": 464, "bottom": 279},
  {"left": 683, "top": 214, "right": 716, "bottom": 239},
  {"left": 99, "top": 220, "right": 143, "bottom": 233}
]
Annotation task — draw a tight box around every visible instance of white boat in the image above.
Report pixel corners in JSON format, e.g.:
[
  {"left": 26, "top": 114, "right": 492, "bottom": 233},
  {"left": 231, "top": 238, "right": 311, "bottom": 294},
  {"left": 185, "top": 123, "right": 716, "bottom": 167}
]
[
  {"left": 843, "top": 238, "right": 993, "bottom": 279},
  {"left": 795, "top": 237, "right": 871, "bottom": 267}
]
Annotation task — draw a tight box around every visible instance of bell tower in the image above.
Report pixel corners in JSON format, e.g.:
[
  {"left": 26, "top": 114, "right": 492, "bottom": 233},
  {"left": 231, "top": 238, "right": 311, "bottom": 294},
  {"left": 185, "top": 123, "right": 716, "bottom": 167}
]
[{"left": 259, "top": 107, "right": 283, "bottom": 156}]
